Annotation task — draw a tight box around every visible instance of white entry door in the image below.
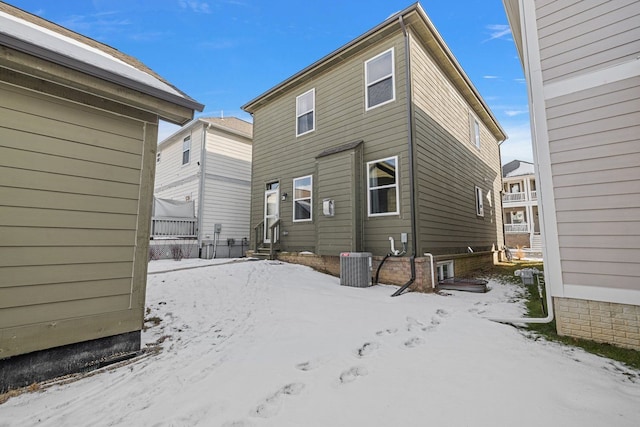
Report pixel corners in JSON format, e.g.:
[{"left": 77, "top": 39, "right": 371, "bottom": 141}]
[{"left": 264, "top": 183, "right": 279, "bottom": 243}]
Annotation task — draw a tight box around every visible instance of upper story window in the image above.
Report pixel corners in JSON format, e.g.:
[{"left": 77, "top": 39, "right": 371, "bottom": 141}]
[
  {"left": 365, "top": 48, "right": 395, "bottom": 110},
  {"left": 296, "top": 89, "right": 315, "bottom": 136},
  {"left": 471, "top": 117, "right": 481, "bottom": 149},
  {"left": 182, "top": 136, "right": 191, "bottom": 165},
  {"left": 367, "top": 156, "right": 399, "bottom": 216},
  {"left": 293, "top": 175, "right": 313, "bottom": 222},
  {"left": 475, "top": 185, "right": 484, "bottom": 217}
]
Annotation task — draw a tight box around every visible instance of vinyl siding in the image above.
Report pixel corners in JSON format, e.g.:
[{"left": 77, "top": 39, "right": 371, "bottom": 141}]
[
  {"left": 250, "top": 33, "right": 411, "bottom": 256},
  {"left": 410, "top": 32, "right": 503, "bottom": 254},
  {"left": 545, "top": 76, "right": 640, "bottom": 291},
  {"left": 201, "top": 128, "right": 252, "bottom": 242},
  {"left": 154, "top": 124, "right": 202, "bottom": 213},
  {"left": 154, "top": 124, "right": 252, "bottom": 243},
  {"left": 0, "top": 81, "right": 152, "bottom": 357},
  {"left": 316, "top": 146, "right": 363, "bottom": 255},
  {"left": 536, "top": 0, "right": 640, "bottom": 83}
]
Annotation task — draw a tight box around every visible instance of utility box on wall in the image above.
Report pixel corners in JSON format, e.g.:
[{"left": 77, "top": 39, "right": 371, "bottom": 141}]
[{"left": 340, "top": 252, "right": 372, "bottom": 288}]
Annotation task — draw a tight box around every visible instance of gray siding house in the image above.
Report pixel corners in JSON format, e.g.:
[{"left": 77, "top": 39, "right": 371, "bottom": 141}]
[
  {"left": 242, "top": 3, "right": 506, "bottom": 290},
  {"left": 0, "top": 3, "right": 202, "bottom": 391},
  {"left": 503, "top": 0, "right": 640, "bottom": 349}
]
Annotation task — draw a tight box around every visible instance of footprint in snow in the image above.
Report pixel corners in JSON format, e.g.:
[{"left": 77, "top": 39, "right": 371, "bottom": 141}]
[
  {"left": 435, "top": 308, "right": 449, "bottom": 317},
  {"left": 406, "top": 316, "right": 426, "bottom": 331},
  {"left": 339, "top": 366, "right": 368, "bottom": 384},
  {"left": 404, "top": 337, "right": 424, "bottom": 348},
  {"left": 251, "top": 383, "right": 305, "bottom": 418},
  {"left": 295, "top": 361, "right": 315, "bottom": 371},
  {"left": 356, "top": 342, "right": 379, "bottom": 358},
  {"left": 375, "top": 328, "right": 398, "bottom": 336}
]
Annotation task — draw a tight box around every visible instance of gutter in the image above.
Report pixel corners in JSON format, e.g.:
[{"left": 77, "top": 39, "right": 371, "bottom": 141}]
[{"left": 391, "top": 15, "right": 418, "bottom": 298}]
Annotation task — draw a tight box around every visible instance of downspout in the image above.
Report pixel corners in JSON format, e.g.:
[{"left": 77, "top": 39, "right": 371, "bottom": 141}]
[
  {"left": 489, "top": 0, "right": 553, "bottom": 325},
  {"left": 391, "top": 15, "right": 418, "bottom": 297},
  {"left": 197, "top": 122, "right": 211, "bottom": 253}
]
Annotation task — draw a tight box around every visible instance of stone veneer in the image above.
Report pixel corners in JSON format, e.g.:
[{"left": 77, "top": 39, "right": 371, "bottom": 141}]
[{"left": 554, "top": 297, "right": 640, "bottom": 350}]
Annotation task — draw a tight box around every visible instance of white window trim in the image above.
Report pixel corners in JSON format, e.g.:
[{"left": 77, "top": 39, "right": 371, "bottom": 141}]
[
  {"left": 293, "top": 175, "right": 313, "bottom": 222},
  {"left": 367, "top": 155, "right": 400, "bottom": 217},
  {"left": 182, "top": 135, "right": 191, "bottom": 166},
  {"left": 475, "top": 185, "right": 484, "bottom": 217},
  {"left": 296, "top": 88, "right": 315, "bottom": 137},
  {"left": 472, "top": 117, "right": 481, "bottom": 149},
  {"left": 364, "top": 48, "right": 396, "bottom": 111},
  {"left": 437, "top": 260, "right": 454, "bottom": 282}
]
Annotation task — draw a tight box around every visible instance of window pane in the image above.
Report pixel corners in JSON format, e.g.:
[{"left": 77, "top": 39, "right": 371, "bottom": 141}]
[
  {"left": 297, "top": 91, "right": 314, "bottom": 115},
  {"left": 368, "top": 158, "right": 396, "bottom": 187},
  {"left": 370, "top": 187, "right": 397, "bottom": 214},
  {"left": 367, "top": 77, "right": 393, "bottom": 108},
  {"left": 297, "top": 112, "right": 314, "bottom": 134},
  {"left": 294, "top": 177, "right": 311, "bottom": 199},
  {"left": 295, "top": 200, "right": 311, "bottom": 220},
  {"left": 182, "top": 150, "right": 189, "bottom": 165},
  {"left": 367, "top": 51, "right": 392, "bottom": 83}
]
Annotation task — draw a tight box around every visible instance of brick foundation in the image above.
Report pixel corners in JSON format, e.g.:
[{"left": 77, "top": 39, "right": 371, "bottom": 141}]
[
  {"left": 554, "top": 297, "right": 640, "bottom": 350},
  {"left": 276, "top": 251, "right": 496, "bottom": 293}
]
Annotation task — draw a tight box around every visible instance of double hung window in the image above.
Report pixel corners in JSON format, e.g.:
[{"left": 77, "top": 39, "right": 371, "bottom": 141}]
[
  {"left": 182, "top": 136, "right": 191, "bottom": 165},
  {"left": 296, "top": 89, "right": 315, "bottom": 136},
  {"left": 365, "top": 48, "right": 395, "bottom": 110},
  {"left": 475, "top": 186, "right": 484, "bottom": 217},
  {"left": 293, "top": 175, "right": 313, "bottom": 221},
  {"left": 367, "top": 156, "right": 399, "bottom": 216}
]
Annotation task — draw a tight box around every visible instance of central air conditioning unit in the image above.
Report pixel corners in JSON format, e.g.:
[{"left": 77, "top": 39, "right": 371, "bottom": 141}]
[{"left": 340, "top": 252, "right": 372, "bottom": 288}]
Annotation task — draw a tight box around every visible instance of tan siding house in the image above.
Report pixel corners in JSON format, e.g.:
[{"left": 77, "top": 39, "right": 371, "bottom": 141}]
[
  {"left": 0, "top": 3, "right": 202, "bottom": 391},
  {"left": 243, "top": 4, "right": 505, "bottom": 291},
  {"left": 154, "top": 117, "right": 252, "bottom": 258},
  {"left": 503, "top": 0, "right": 640, "bottom": 349}
]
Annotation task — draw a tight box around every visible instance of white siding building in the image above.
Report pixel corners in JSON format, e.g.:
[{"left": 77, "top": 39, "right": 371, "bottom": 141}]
[
  {"left": 503, "top": 0, "right": 640, "bottom": 349},
  {"left": 502, "top": 159, "right": 540, "bottom": 252},
  {"left": 154, "top": 117, "right": 252, "bottom": 258}
]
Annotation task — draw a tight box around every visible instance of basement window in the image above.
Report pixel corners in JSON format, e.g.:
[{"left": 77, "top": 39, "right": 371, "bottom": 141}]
[{"left": 437, "top": 260, "right": 454, "bottom": 282}]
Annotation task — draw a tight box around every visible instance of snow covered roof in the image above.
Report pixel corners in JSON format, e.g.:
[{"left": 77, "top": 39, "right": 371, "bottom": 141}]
[
  {"left": 502, "top": 159, "right": 535, "bottom": 178},
  {"left": 0, "top": 3, "right": 203, "bottom": 115}
]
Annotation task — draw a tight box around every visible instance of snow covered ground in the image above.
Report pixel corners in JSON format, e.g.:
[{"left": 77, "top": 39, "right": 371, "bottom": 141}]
[{"left": 2, "top": 259, "right": 640, "bottom": 426}]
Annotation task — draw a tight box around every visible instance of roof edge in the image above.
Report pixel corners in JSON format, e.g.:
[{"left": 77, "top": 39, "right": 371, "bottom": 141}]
[
  {"left": 0, "top": 32, "right": 204, "bottom": 114},
  {"left": 158, "top": 117, "right": 252, "bottom": 148}
]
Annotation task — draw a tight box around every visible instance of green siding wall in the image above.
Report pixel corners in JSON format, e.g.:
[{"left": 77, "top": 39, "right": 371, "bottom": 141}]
[
  {"left": 251, "top": 33, "right": 412, "bottom": 256},
  {"left": 410, "top": 32, "right": 503, "bottom": 255}
]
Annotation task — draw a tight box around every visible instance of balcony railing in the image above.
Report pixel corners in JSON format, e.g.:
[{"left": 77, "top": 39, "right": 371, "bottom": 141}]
[
  {"left": 151, "top": 217, "right": 197, "bottom": 238},
  {"left": 530, "top": 190, "right": 537, "bottom": 200},
  {"left": 505, "top": 223, "right": 530, "bottom": 233},
  {"left": 502, "top": 192, "right": 526, "bottom": 203}
]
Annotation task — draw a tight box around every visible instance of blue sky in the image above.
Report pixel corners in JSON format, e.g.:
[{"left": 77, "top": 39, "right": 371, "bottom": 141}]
[{"left": 9, "top": 0, "right": 533, "bottom": 163}]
